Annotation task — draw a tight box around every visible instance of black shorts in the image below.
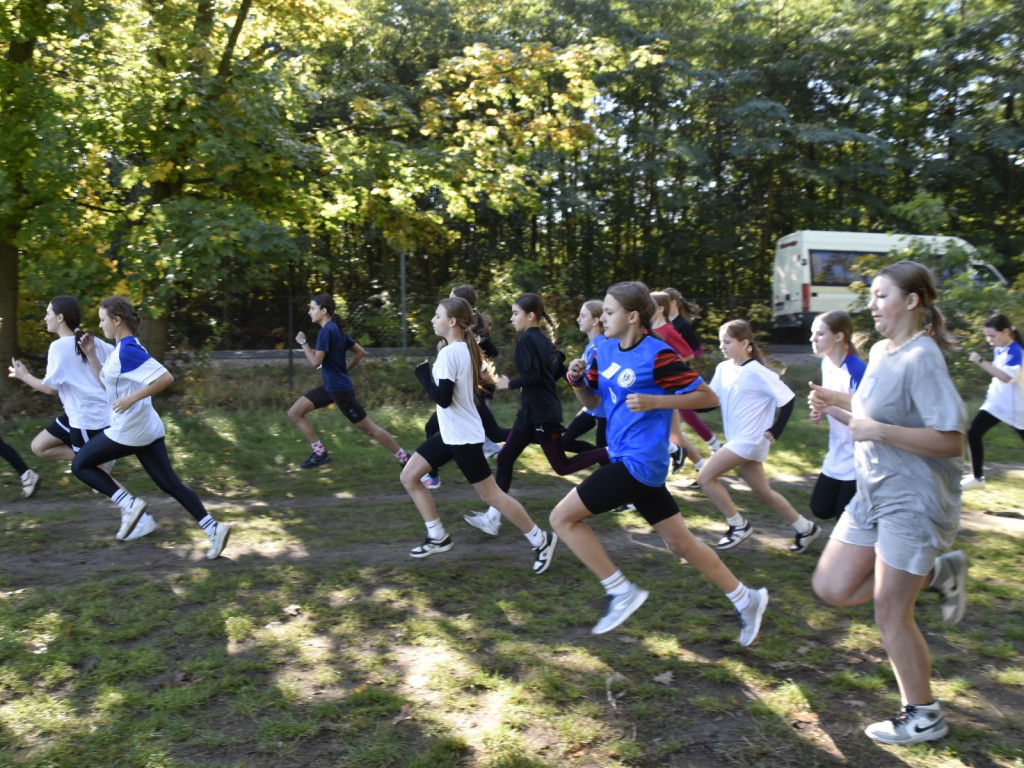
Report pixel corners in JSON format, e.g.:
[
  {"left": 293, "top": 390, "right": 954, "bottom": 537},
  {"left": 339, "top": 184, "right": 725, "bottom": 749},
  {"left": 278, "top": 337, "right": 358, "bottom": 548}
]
[
  {"left": 45, "top": 413, "right": 106, "bottom": 452},
  {"left": 305, "top": 385, "right": 367, "bottom": 424},
  {"left": 576, "top": 460, "right": 679, "bottom": 526},
  {"left": 415, "top": 433, "right": 492, "bottom": 485}
]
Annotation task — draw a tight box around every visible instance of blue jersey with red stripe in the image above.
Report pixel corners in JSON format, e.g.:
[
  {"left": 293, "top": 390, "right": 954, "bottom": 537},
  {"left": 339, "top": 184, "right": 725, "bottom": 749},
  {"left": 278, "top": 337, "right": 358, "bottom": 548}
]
[{"left": 587, "top": 334, "right": 703, "bottom": 486}]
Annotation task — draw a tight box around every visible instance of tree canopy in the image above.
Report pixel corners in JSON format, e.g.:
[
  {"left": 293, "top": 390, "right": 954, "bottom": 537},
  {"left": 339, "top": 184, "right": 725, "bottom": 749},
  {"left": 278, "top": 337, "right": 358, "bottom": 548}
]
[{"left": 2, "top": 0, "right": 1022, "bottom": 367}]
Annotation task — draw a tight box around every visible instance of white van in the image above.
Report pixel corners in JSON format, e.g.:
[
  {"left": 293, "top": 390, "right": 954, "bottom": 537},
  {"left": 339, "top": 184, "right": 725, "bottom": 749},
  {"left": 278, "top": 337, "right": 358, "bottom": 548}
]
[{"left": 771, "top": 230, "right": 1007, "bottom": 333}]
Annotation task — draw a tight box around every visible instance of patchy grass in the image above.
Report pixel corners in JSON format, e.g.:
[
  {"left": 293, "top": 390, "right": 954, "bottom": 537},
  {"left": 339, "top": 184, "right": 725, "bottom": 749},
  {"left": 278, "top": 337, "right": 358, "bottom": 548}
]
[{"left": 0, "top": 359, "right": 1022, "bottom": 768}]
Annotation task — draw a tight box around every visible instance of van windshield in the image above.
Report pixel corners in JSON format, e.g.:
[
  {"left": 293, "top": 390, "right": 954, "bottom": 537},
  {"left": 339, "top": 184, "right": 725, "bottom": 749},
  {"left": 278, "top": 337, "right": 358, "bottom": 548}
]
[{"left": 809, "top": 249, "right": 882, "bottom": 286}]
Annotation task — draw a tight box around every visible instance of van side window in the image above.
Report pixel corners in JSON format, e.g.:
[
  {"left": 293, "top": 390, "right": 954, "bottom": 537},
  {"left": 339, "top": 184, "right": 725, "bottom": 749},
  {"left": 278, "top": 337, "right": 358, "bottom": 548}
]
[{"left": 810, "top": 249, "right": 880, "bottom": 286}]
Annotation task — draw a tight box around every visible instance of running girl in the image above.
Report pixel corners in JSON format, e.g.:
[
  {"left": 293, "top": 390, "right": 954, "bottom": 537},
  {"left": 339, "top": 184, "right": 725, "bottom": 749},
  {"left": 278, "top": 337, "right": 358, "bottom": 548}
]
[
  {"left": 809, "top": 260, "right": 967, "bottom": 744},
  {"left": 1, "top": 434, "right": 37, "bottom": 497},
  {"left": 662, "top": 287, "right": 723, "bottom": 453},
  {"left": 551, "top": 282, "right": 768, "bottom": 641},
  {"left": 9, "top": 296, "right": 156, "bottom": 537},
  {"left": 464, "top": 293, "right": 607, "bottom": 536},
  {"left": 961, "top": 313, "right": 1024, "bottom": 490},
  {"left": 808, "top": 311, "right": 866, "bottom": 519},
  {"left": 289, "top": 294, "right": 409, "bottom": 470},
  {"left": 73, "top": 296, "right": 231, "bottom": 559},
  {"left": 697, "top": 320, "right": 820, "bottom": 553},
  {"left": 558, "top": 299, "right": 608, "bottom": 454},
  {"left": 399, "top": 297, "right": 558, "bottom": 572}
]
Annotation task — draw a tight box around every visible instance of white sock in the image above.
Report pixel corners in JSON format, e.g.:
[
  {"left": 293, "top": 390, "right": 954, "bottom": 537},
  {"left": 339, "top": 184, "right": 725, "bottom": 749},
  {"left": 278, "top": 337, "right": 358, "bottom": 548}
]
[
  {"left": 198, "top": 515, "right": 219, "bottom": 537},
  {"left": 708, "top": 436, "right": 723, "bottom": 451},
  {"left": 792, "top": 515, "right": 814, "bottom": 535},
  {"left": 486, "top": 505, "right": 501, "bottom": 521},
  {"left": 668, "top": 443, "right": 680, "bottom": 455},
  {"left": 524, "top": 525, "right": 545, "bottom": 548},
  {"left": 112, "top": 489, "right": 135, "bottom": 510},
  {"left": 426, "top": 518, "right": 446, "bottom": 541},
  {"left": 600, "top": 570, "right": 632, "bottom": 596},
  {"left": 726, "top": 582, "right": 750, "bottom": 611},
  {"left": 726, "top": 513, "right": 746, "bottom": 529},
  {"left": 694, "top": 458, "right": 705, "bottom": 471}
]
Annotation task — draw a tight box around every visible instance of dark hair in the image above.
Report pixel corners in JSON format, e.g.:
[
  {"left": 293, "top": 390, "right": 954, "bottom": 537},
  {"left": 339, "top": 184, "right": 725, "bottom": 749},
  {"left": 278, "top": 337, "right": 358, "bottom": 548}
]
[
  {"left": 514, "top": 293, "right": 556, "bottom": 342},
  {"left": 816, "top": 310, "right": 858, "bottom": 356},
  {"left": 983, "top": 313, "right": 1024, "bottom": 346},
  {"left": 311, "top": 293, "right": 345, "bottom": 333},
  {"left": 663, "top": 287, "right": 701, "bottom": 319},
  {"left": 451, "top": 284, "right": 478, "bottom": 306},
  {"left": 720, "top": 319, "right": 767, "bottom": 364},
  {"left": 451, "top": 284, "right": 491, "bottom": 338},
  {"left": 440, "top": 297, "right": 495, "bottom": 396},
  {"left": 51, "top": 295, "right": 86, "bottom": 361},
  {"left": 100, "top": 296, "right": 141, "bottom": 335},
  {"left": 876, "top": 260, "right": 955, "bottom": 351}
]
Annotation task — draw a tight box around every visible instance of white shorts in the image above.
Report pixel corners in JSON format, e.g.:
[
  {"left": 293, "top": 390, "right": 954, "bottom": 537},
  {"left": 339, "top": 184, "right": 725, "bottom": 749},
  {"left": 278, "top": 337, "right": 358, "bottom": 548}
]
[{"left": 723, "top": 436, "right": 770, "bottom": 463}]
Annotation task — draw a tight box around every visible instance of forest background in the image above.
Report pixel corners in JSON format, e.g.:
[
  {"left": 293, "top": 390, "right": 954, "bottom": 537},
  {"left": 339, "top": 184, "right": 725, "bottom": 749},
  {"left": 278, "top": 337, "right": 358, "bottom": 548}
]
[{"left": 2, "top": 0, "right": 1024, "bottom": 376}]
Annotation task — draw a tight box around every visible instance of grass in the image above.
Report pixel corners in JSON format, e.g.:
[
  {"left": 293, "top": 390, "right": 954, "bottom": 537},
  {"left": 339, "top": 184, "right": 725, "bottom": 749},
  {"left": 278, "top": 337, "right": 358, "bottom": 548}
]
[{"left": 1, "top": 358, "right": 1023, "bottom": 767}]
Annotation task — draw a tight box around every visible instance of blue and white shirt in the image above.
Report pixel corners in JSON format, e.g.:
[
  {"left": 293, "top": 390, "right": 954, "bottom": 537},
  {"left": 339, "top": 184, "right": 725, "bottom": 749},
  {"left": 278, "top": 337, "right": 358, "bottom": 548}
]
[{"left": 101, "top": 336, "right": 167, "bottom": 447}]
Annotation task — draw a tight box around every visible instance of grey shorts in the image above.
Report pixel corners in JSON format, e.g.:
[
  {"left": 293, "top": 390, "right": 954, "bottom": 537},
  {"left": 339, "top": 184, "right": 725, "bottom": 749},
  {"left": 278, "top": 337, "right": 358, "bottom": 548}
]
[{"left": 830, "top": 499, "right": 946, "bottom": 576}]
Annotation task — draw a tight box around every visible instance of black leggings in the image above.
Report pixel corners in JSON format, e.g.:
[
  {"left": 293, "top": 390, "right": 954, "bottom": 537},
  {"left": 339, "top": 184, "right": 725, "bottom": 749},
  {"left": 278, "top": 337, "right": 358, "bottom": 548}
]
[
  {"left": 72, "top": 433, "right": 207, "bottom": 522},
  {"left": 494, "top": 426, "right": 608, "bottom": 492},
  {"left": 967, "top": 409, "right": 1024, "bottom": 478},
  {"left": 1, "top": 435, "right": 29, "bottom": 476},
  {"left": 558, "top": 410, "right": 607, "bottom": 453}
]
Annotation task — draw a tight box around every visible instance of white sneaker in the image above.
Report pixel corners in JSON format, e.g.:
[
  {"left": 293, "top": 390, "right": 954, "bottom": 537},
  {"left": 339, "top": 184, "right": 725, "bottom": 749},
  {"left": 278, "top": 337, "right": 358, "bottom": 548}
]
[
  {"left": 125, "top": 514, "right": 157, "bottom": 541},
  {"left": 592, "top": 583, "right": 649, "bottom": 634},
  {"left": 931, "top": 550, "right": 968, "bottom": 625},
  {"left": 736, "top": 587, "right": 769, "bottom": 646},
  {"left": 464, "top": 509, "right": 501, "bottom": 536},
  {"left": 206, "top": 522, "right": 232, "bottom": 559},
  {"left": 864, "top": 702, "right": 948, "bottom": 744},
  {"left": 21, "top": 469, "right": 40, "bottom": 498},
  {"left": 116, "top": 498, "right": 148, "bottom": 540},
  {"left": 960, "top": 475, "right": 985, "bottom": 490},
  {"left": 532, "top": 531, "right": 558, "bottom": 574}
]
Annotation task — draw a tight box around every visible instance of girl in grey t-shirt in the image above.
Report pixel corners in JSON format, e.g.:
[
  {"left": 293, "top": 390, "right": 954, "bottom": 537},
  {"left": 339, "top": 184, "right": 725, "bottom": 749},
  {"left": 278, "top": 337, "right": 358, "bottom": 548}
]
[{"left": 808, "top": 260, "right": 967, "bottom": 747}]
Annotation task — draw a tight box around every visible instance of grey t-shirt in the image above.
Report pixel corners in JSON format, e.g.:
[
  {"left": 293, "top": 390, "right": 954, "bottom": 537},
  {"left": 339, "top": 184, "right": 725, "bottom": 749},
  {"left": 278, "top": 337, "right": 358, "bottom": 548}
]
[{"left": 847, "top": 335, "right": 967, "bottom": 549}]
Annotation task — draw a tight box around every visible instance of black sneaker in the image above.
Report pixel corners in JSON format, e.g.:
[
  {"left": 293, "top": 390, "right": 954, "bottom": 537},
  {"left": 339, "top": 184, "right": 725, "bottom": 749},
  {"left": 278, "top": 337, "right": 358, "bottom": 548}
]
[
  {"left": 300, "top": 451, "right": 331, "bottom": 469},
  {"left": 789, "top": 523, "right": 821, "bottom": 553},
  {"left": 409, "top": 535, "right": 453, "bottom": 558},
  {"left": 670, "top": 445, "right": 684, "bottom": 474}
]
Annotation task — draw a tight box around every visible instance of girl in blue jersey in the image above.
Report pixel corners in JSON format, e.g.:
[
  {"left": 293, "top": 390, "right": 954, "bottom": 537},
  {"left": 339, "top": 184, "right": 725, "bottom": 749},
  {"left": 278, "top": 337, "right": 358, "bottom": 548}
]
[
  {"left": 558, "top": 299, "right": 608, "bottom": 453},
  {"left": 72, "top": 296, "right": 231, "bottom": 559},
  {"left": 399, "top": 297, "right": 557, "bottom": 573},
  {"left": 551, "top": 282, "right": 768, "bottom": 643},
  {"left": 464, "top": 293, "right": 608, "bottom": 536},
  {"left": 808, "top": 311, "right": 866, "bottom": 519},
  {"left": 291, "top": 294, "right": 409, "bottom": 470},
  {"left": 962, "top": 313, "right": 1024, "bottom": 490}
]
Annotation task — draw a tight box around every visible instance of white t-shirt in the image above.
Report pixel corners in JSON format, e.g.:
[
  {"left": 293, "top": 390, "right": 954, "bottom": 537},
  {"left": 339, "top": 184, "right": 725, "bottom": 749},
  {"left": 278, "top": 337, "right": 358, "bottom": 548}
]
[
  {"left": 980, "top": 341, "right": 1024, "bottom": 429},
  {"left": 820, "top": 353, "right": 866, "bottom": 481},
  {"left": 432, "top": 341, "right": 485, "bottom": 445},
  {"left": 709, "top": 358, "right": 795, "bottom": 462},
  {"left": 41, "top": 335, "right": 114, "bottom": 430},
  {"left": 101, "top": 336, "right": 168, "bottom": 447}
]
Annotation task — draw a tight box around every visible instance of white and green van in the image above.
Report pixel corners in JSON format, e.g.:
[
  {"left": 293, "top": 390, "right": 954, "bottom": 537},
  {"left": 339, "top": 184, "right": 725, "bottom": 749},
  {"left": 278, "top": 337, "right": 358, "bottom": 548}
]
[{"left": 771, "top": 230, "right": 1007, "bottom": 334}]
